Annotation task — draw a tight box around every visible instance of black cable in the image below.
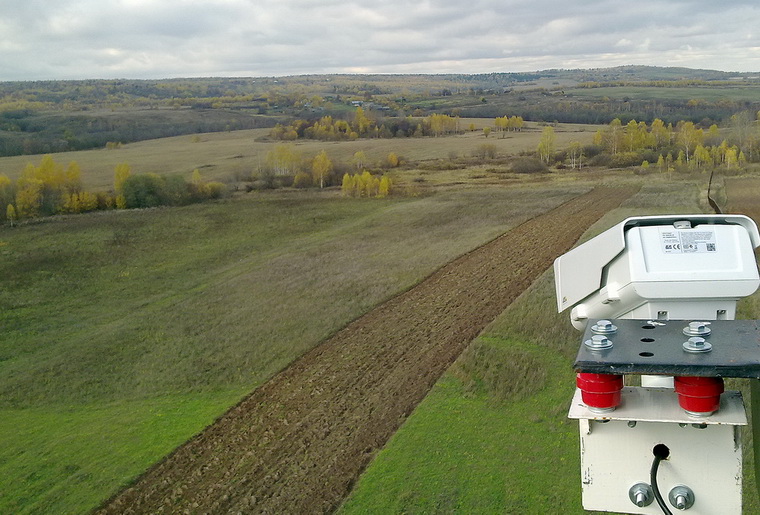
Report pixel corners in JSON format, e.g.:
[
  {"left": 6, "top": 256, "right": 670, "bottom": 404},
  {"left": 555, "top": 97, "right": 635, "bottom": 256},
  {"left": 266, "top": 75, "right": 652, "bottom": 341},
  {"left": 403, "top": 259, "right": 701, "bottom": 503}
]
[{"left": 651, "top": 444, "right": 672, "bottom": 515}]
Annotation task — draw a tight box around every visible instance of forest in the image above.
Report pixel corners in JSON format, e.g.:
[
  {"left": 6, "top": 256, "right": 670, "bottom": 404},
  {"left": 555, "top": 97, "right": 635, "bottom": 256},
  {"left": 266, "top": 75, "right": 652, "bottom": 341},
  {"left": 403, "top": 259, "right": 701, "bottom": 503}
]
[{"left": 1, "top": 66, "right": 759, "bottom": 157}]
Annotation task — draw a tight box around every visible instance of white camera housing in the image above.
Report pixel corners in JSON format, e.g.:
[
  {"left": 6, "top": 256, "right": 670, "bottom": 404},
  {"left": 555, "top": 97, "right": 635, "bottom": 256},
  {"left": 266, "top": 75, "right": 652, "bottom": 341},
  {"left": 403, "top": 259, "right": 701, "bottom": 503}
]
[{"left": 554, "top": 214, "right": 760, "bottom": 329}]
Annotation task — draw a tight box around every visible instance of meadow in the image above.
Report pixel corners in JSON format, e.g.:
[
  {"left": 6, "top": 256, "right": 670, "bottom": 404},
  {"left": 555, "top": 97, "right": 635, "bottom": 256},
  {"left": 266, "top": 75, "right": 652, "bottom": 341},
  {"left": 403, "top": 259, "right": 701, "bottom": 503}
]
[
  {"left": 568, "top": 84, "right": 760, "bottom": 103},
  {"left": 2, "top": 118, "right": 758, "bottom": 513},
  {"left": 0, "top": 153, "right": 596, "bottom": 513},
  {"left": 0, "top": 119, "right": 598, "bottom": 191}
]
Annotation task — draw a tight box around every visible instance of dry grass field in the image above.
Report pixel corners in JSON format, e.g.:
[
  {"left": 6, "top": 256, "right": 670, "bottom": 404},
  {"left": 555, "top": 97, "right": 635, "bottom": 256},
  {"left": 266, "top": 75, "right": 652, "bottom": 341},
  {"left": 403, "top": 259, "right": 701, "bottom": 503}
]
[{"left": 0, "top": 120, "right": 599, "bottom": 190}]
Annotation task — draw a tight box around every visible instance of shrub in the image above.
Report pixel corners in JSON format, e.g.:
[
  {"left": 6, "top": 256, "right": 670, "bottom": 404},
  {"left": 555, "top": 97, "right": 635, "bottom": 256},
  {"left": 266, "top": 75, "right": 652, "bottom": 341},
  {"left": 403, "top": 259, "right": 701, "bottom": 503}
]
[
  {"left": 609, "top": 151, "right": 644, "bottom": 168},
  {"left": 122, "top": 173, "right": 166, "bottom": 208},
  {"left": 587, "top": 153, "right": 612, "bottom": 167},
  {"left": 473, "top": 143, "right": 498, "bottom": 160},
  {"left": 510, "top": 157, "right": 548, "bottom": 174},
  {"left": 582, "top": 144, "right": 604, "bottom": 158},
  {"left": 162, "top": 174, "right": 192, "bottom": 206},
  {"left": 293, "top": 171, "right": 312, "bottom": 188},
  {"left": 204, "top": 182, "right": 226, "bottom": 199}
]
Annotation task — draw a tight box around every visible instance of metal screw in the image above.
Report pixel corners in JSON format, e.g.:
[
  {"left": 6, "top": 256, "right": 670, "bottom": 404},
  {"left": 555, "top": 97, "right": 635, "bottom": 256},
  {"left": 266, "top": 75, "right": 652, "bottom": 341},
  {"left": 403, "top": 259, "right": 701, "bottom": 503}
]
[
  {"left": 629, "top": 483, "right": 654, "bottom": 507},
  {"left": 669, "top": 485, "right": 694, "bottom": 510},
  {"left": 683, "top": 336, "right": 712, "bottom": 353},
  {"left": 584, "top": 334, "right": 613, "bottom": 350},
  {"left": 591, "top": 319, "right": 617, "bottom": 334},
  {"left": 683, "top": 321, "right": 711, "bottom": 337}
]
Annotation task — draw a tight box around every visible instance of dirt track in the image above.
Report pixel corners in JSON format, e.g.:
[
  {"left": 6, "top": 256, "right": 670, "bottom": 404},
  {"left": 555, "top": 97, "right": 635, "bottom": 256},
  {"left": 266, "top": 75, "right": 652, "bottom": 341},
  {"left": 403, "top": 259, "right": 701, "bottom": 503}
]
[
  {"left": 98, "top": 186, "right": 636, "bottom": 514},
  {"left": 725, "top": 178, "right": 760, "bottom": 224}
]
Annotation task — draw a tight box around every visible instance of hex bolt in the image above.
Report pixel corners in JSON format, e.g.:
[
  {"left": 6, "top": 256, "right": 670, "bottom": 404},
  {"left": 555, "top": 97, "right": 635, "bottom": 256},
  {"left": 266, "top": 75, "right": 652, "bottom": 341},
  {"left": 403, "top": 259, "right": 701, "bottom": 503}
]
[
  {"left": 628, "top": 483, "right": 653, "bottom": 507},
  {"left": 682, "top": 336, "right": 712, "bottom": 353},
  {"left": 668, "top": 485, "right": 695, "bottom": 510},
  {"left": 584, "top": 334, "right": 613, "bottom": 350},
  {"left": 683, "top": 321, "right": 711, "bottom": 337},
  {"left": 591, "top": 319, "right": 617, "bottom": 334}
]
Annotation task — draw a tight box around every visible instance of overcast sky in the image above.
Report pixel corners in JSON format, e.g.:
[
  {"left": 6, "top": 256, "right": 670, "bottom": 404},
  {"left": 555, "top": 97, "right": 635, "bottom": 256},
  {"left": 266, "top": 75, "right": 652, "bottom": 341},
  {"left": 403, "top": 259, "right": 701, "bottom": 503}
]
[{"left": 2, "top": 0, "right": 759, "bottom": 81}]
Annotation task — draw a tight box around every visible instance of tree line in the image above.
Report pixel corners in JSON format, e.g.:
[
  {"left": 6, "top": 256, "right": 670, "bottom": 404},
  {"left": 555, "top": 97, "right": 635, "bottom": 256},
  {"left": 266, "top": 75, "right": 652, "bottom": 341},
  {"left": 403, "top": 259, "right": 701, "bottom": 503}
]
[
  {"left": 269, "top": 108, "right": 463, "bottom": 141},
  {"left": 535, "top": 111, "right": 760, "bottom": 171},
  {"left": 259, "top": 144, "right": 399, "bottom": 194},
  {"left": 270, "top": 111, "right": 527, "bottom": 142},
  {"left": 592, "top": 111, "right": 759, "bottom": 166},
  {"left": 1, "top": 156, "right": 225, "bottom": 224}
]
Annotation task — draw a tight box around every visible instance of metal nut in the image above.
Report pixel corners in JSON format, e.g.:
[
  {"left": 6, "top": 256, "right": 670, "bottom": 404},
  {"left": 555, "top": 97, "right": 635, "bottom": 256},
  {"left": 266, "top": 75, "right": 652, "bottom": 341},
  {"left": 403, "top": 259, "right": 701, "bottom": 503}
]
[
  {"left": 683, "top": 321, "right": 711, "bottom": 337},
  {"left": 584, "top": 334, "right": 613, "bottom": 350},
  {"left": 683, "top": 336, "right": 712, "bottom": 353},
  {"left": 591, "top": 319, "right": 617, "bottom": 334},
  {"left": 629, "top": 483, "right": 653, "bottom": 507},
  {"left": 669, "top": 485, "right": 695, "bottom": 510}
]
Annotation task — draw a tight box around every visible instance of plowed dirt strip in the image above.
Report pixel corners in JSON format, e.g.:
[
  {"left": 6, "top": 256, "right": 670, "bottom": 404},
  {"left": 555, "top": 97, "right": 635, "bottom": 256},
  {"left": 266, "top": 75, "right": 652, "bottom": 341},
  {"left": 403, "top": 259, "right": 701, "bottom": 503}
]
[
  {"left": 725, "top": 178, "right": 760, "bottom": 224},
  {"left": 98, "top": 186, "right": 636, "bottom": 515}
]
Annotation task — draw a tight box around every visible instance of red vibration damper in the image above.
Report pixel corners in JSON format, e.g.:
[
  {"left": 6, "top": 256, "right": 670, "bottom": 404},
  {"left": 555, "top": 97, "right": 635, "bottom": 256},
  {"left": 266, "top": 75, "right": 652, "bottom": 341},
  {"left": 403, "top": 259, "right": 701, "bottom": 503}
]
[
  {"left": 674, "top": 376, "right": 724, "bottom": 415},
  {"left": 576, "top": 372, "right": 624, "bottom": 410}
]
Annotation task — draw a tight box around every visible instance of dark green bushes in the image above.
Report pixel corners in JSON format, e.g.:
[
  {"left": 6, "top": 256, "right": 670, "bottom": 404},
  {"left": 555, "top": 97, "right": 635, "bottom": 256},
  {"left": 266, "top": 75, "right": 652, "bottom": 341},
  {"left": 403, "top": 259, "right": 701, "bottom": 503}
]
[{"left": 122, "top": 173, "right": 225, "bottom": 209}]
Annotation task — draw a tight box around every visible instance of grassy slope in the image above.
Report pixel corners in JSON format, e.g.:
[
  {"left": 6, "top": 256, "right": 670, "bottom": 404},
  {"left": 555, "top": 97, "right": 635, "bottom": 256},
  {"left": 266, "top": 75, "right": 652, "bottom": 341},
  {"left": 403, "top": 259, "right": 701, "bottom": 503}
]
[
  {"left": 0, "top": 183, "right": 586, "bottom": 513},
  {"left": 568, "top": 85, "right": 760, "bottom": 103},
  {"left": 340, "top": 181, "right": 760, "bottom": 514}
]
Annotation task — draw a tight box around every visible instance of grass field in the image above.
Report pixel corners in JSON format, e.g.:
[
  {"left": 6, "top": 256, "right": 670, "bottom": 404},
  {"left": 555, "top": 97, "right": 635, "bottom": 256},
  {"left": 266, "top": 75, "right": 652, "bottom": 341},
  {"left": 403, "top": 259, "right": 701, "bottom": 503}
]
[
  {"left": 3, "top": 120, "right": 757, "bottom": 513},
  {"left": 0, "top": 120, "right": 598, "bottom": 190},
  {"left": 340, "top": 181, "right": 760, "bottom": 514},
  {"left": 1, "top": 177, "right": 593, "bottom": 513},
  {"left": 568, "top": 85, "right": 760, "bottom": 103}
]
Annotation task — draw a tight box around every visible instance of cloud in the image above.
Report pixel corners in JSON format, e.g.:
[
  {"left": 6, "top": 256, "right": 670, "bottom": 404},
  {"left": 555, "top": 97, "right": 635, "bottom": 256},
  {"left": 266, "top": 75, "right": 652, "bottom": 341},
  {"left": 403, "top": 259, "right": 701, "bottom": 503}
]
[{"left": 0, "top": 0, "right": 759, "bottom": 80}]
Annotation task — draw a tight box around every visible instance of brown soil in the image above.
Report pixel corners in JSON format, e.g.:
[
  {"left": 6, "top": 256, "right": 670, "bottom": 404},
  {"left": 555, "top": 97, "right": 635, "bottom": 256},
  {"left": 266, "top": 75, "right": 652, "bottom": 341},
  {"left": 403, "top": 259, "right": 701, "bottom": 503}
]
[
  {"left": 725, "top": 178, "right": 760, "bottom": 224},
  {"left": 97, "top": 186, "right": 636, "bottom": 515}
]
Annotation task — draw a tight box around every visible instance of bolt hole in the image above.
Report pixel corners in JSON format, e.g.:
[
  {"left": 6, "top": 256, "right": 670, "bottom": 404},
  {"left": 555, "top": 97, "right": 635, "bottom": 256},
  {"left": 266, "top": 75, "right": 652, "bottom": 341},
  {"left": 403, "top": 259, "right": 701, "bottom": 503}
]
[
  {"left": 653, "top": 443, "right": 670, "bottom": 459},
  {"left": 639, "top": 351, "right": 654, "bottom": 357},
  {"left": 641, "top": 338, "right": 655, "bottom": 343},
  {"left": 642, "top": 324, "right": 656, "bottom": 329}
]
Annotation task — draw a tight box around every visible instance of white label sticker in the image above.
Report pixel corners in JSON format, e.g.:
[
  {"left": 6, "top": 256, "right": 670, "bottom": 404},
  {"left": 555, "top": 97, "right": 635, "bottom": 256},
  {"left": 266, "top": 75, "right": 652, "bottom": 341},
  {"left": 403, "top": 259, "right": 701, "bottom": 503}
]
[{"left": 660, "top": 228, "right": 716, "bottom": 254}]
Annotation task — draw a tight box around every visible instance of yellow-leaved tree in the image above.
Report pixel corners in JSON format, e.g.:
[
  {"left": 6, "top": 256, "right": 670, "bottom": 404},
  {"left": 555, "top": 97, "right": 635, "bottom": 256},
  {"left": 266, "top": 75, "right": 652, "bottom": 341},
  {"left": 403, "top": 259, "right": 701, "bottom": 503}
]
[
  {"left": 311, "top": 150, "right": 333, "bottom": 189},
  {"left": 341, "top": 173, "right": 354, "bottom": 197},
  {"left": 15, "top": 178, "right": 43, "bottom": 218},
  {"left": 378, "top": 175, "right": 392, "bottom": 198},
  {"left": 537, "top": 126, "right": 555, "bottom": 164},
  {"left": 114, "top": 163, "right": 131, "bottom": 209},
  {"left": 6, "top": 204, "right": 16, "bottom": 226},
  {"left": 352, "top": 151, "right": 367, "bottom": 171},
  {"left": 354, "top": 106, "right": 372, "bottom": 135},
  {"left": 266, "top": 144, "right": 301, "bottom": 176},
  {"left": 0, "top": 174, "right": 13, "bottom": 218}
]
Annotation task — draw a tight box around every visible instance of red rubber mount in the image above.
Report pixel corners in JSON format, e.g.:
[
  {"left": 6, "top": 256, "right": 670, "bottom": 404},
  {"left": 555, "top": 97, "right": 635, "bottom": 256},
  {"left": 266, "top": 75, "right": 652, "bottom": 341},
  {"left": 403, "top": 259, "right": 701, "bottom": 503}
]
[
  {"left": 674, "top": 376, "right": 724, "bottom": 414},
  {"left": 577, "top": 372, "right": 624, "bottom": 409}
]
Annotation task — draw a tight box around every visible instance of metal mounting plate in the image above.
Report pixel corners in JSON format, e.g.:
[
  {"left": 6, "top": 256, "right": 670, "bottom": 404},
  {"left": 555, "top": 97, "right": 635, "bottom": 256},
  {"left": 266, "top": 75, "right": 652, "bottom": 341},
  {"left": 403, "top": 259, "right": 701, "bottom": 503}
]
[
  {"left": 574, "top": 319, "right": 760, "bottom": 378},
  {"left": 568, "top": 387, "right": 747, "bottom": 425}
]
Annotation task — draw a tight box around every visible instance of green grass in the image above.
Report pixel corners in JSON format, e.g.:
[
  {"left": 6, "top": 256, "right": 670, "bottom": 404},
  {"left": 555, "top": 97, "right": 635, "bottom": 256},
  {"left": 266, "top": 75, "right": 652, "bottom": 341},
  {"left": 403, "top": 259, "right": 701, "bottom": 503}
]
[
  {"left": 340, "top": 353, "right": 579, "bottom": 513},
  {"left": 0, "top": 183, "right": 585, "bottom": 513},
  {"left": 340, "top": 272, "right": 583, "bottom": 514},
  {"left": 341, "top": 181, "right": 760, "bottom": 514},
  {"left": 0, "top": 390, "right": 242, "bottom": 514}
]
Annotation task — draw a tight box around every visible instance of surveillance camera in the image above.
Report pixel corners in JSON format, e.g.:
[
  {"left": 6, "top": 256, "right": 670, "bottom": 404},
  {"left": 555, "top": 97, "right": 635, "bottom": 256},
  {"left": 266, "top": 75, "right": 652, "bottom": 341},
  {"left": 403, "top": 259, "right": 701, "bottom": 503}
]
[{"left": 554, "top": 215, "right": 760, "bottom": 330}]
